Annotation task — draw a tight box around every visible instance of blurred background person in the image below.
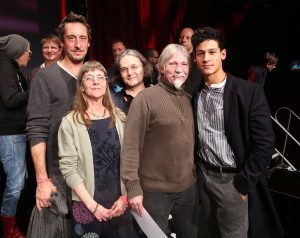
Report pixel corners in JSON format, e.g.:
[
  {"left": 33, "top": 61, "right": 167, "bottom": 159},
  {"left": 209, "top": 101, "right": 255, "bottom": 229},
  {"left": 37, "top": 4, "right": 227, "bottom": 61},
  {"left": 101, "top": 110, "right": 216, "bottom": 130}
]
[
  {"left": 179, "top": 27, "right": 194, "bottom": 55},
  {"left": 107, "top": 40, "right": 126, "bottom": 93},
  {"left": 248, "top": 51, "right": 279, "bottom": 87},
  {"left": 178, "top": 27, "right": 202, "bottom": 96},
  {"left": 144, "top": 48, "right": 159, "bottom": 85},
  {"left": 0, "top": 34, "right": 31, "bottom": 238},
  {"left": 31, "top": 33, "right": 63, "bottom": 78}
]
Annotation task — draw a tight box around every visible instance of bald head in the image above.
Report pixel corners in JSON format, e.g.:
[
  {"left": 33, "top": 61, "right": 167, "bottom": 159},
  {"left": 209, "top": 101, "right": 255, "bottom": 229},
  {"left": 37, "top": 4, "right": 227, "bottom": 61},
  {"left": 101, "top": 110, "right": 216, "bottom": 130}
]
[{"left": 178, "top": 28, "right": 194, "bottom": 53}]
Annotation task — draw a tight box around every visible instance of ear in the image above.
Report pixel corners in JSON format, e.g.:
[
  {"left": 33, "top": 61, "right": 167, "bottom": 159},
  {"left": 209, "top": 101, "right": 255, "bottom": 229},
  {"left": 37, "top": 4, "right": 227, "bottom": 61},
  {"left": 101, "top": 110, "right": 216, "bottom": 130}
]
[{"left": 221, "top": 49, "right": 227, "bottom": 60}]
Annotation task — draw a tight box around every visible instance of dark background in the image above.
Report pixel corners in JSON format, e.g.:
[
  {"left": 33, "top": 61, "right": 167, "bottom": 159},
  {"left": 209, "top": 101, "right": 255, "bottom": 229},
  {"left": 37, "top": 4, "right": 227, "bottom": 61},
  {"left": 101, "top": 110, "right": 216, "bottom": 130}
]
[
  {"left": 1, "top": 0, "right": 299, "bottom": 114},
  {"left": 1, "top": 0, "right": 299, "bottom": 237}
]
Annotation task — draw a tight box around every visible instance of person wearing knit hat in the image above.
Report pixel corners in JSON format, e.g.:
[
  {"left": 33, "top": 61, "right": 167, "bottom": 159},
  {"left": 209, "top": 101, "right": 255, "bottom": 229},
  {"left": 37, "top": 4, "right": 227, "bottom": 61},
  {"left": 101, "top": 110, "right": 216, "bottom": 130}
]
[
  {"left": 0, "top": 33, "right": 30, "bottom": 238},
  {"left": 0, "top": 34, "right": 30, "bottom": 59}
]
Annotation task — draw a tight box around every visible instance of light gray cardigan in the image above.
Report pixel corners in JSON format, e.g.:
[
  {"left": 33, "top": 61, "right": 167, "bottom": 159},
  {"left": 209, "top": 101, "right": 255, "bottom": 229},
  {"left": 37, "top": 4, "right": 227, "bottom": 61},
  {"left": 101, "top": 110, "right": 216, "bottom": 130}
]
[{"left": 58, "top": 111, "right": 126, "bottom": 201}]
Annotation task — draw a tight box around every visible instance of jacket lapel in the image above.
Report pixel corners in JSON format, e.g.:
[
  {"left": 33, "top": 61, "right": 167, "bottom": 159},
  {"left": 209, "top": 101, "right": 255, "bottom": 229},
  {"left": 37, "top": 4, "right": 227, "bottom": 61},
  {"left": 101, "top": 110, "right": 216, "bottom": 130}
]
[{"left": 224, "top": 75, "right": 236, "bottom": 137}]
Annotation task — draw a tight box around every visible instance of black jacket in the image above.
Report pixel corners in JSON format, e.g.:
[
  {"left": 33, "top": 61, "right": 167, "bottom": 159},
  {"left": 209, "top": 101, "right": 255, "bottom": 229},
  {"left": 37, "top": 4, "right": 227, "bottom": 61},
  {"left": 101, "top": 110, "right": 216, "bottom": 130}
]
[
  {"left": 193, "top": 74, "right": 284, "bottom": 238},
  {"left": 0, "top": 53, "right": 28, "bottom": 135}
]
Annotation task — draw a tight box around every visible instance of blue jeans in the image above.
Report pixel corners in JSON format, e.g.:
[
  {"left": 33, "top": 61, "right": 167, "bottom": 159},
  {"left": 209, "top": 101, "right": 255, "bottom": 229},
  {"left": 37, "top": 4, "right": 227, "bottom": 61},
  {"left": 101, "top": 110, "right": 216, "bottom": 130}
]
[
  {"left": 0, "top": 134, "right": 27, "bottom": 216},
  {"left": 143, "top": 183, "right": 199, "bottom": 237}
]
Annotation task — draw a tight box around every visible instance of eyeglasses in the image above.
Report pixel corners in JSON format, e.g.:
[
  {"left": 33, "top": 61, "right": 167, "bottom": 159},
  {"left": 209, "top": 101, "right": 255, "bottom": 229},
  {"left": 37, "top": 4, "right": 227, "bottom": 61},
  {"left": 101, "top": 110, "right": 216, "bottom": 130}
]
[
  {"left": 120, "top": 64, "right": 142, "bottom": 74},
  {"left": 82, "top": 76, "right": 108, "bottom": 83},
  {"left": 27, "top": 49, "right": 32, "bottom": 56}
]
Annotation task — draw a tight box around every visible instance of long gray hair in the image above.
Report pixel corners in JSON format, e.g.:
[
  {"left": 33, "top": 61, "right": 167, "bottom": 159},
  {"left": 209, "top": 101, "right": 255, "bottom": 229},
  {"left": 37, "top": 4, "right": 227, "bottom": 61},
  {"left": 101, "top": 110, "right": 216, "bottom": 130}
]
[{"left": 157, "top": 44, "right": 190, "bottom": 81}]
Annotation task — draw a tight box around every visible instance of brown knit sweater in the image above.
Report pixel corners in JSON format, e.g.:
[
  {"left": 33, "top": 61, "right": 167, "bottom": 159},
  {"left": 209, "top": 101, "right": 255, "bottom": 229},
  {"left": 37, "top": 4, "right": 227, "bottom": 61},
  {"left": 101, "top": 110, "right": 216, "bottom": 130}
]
[{"left": 121, "top": 80, "right": 196, "bottom": 199}]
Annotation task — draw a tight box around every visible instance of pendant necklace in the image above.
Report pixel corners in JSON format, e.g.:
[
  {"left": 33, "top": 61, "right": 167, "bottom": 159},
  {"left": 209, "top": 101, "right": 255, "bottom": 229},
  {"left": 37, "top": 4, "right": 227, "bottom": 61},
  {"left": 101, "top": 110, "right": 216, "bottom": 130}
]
[{"left": 88, "top": 108, "right": 106, "bottom": 119}]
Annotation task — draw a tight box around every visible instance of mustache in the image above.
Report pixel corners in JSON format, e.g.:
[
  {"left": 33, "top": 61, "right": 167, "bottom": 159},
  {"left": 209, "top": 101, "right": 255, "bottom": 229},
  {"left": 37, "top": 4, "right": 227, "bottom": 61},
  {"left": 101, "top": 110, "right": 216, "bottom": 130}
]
[{"left": 170, "top": 74, "right": 185, "bottom": 78}]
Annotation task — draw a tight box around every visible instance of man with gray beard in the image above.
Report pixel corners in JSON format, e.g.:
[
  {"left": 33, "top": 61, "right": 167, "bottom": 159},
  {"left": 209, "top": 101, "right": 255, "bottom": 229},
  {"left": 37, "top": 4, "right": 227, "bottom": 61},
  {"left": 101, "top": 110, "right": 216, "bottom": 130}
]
[{"left": 121, "top": 43, "right": 198, "bottom": 237}]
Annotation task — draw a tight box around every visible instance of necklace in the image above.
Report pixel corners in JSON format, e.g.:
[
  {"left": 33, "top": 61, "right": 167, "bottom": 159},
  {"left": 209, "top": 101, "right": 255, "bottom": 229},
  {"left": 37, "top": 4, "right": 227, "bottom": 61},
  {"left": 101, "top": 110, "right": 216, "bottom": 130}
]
[{"left": 88, "top": 108, "right": 106, "bottom": 118}]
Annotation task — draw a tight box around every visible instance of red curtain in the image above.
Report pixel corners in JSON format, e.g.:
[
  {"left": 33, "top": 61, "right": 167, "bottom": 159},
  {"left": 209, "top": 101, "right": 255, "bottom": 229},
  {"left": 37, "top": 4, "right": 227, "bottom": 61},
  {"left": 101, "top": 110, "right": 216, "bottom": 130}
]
[
  {"left": 87, "top": 0, "right": 186, "bottom": 68},
  {"left": 60, "top": 0, "right": 67, "bottom": 19}
]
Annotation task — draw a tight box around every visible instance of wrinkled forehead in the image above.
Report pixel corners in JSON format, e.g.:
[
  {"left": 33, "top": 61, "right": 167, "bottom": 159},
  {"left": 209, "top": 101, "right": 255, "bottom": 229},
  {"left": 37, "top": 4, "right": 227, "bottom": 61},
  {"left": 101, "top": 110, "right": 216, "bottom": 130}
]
[
  {"left": 180, "top": 29, "right": 193, "bottom": 38},
  {"left": 166, "top": 51, "right": 189, "bottom": 64},
  {"left": 64, "top": 22, "right": 89, "bottom": 37}
]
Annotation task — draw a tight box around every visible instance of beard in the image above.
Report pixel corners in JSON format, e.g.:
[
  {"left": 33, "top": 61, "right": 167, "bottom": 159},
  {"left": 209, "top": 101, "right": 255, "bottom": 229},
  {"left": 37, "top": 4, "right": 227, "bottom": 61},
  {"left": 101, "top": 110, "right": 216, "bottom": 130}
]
[
  {"left": 66, "top": 51, "right": 87, "bottom": 64},
  {"left": 173, "top": 79, "right": 184, "bottom": 90}
]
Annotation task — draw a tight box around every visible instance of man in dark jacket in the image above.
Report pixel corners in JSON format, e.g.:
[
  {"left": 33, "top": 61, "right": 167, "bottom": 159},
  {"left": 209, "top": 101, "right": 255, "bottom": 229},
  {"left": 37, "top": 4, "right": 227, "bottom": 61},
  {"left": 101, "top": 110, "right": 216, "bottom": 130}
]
[
  {"left": 0, "top": 34, "right": 31, "bottom": 238},
  {"left": 247, "top": 51, "right": 278, "bottom": 87},
  {"left": 192, "top": 27, "right": 284, "bottom": 238}
]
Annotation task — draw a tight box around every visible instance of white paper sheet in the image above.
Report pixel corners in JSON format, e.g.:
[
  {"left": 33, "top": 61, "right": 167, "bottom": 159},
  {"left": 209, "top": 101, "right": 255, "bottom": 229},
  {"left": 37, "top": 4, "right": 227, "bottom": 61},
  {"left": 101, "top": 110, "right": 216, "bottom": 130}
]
[{"left": 131, "top": 209, "right": 168, "bottom": 238}]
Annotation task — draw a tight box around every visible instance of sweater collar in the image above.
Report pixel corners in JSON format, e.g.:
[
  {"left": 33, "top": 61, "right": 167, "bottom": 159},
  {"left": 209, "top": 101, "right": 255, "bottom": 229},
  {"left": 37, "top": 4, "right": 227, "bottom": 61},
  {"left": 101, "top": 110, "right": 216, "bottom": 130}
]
[{"left": 159, "top": 80, "right": 185, "bottom": 96}]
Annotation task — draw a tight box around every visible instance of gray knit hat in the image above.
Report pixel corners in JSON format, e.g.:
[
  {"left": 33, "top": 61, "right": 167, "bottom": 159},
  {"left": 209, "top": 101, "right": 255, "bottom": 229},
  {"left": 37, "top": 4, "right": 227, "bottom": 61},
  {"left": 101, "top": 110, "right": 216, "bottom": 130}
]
[{"left": 0, "top": 34, "right": 29, "bottom": 60}]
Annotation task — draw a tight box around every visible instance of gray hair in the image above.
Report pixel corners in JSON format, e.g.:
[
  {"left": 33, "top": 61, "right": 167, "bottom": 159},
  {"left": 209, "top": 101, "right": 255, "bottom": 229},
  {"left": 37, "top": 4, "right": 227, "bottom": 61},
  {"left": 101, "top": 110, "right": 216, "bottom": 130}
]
[
  {"left": 77, "top": 60, "right": 107, "bottom": 86},
  {"left": 157, "top": 44, "right": 190, "bottom": 81},
  {"left": 115, "top": 49, "right": 152, "bottom": 79}
]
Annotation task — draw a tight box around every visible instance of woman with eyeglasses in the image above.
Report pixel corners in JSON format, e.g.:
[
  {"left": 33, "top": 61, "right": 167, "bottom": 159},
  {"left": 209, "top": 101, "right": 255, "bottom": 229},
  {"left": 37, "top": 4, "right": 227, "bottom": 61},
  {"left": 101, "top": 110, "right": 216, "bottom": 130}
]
[
  {"left": 58, "top": 61, "right": 135, "bottom": 237},
  {"left": 111, "top": 49, "right": 152, "bottom": 114}
]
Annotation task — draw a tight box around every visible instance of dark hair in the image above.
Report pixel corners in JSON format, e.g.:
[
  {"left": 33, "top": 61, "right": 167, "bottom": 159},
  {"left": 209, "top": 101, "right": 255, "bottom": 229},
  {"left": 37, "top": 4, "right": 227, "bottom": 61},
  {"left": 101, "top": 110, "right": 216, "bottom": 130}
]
[
  {"left": 56, "top": 11, "right": 91, "bottom": 41},
  {"left": 144, "top": 48, "right": 158, "bottom": 58},
  {"left": 111, "top": 39, "right": 126, "bottom": 49},
  {"left": 192, "top": 27, "right": 225, "bottom": 51}
]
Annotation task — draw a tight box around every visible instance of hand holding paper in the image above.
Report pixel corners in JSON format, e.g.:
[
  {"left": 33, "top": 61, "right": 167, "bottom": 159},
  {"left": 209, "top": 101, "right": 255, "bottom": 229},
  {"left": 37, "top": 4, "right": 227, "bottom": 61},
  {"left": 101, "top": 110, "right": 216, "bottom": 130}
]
[
  {"left": 129, "top": 195, "right": 144, "bottom": 216},
  {"left": 131, "top": 209, "right": 168, "bottom": 238}
]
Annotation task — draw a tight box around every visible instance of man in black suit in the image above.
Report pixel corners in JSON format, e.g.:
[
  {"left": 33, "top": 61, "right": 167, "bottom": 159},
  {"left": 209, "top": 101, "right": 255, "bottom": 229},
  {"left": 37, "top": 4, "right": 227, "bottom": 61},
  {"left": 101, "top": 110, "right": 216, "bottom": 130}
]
[{"left": 192, "top": 27, "right": 284, "bottom": 238}]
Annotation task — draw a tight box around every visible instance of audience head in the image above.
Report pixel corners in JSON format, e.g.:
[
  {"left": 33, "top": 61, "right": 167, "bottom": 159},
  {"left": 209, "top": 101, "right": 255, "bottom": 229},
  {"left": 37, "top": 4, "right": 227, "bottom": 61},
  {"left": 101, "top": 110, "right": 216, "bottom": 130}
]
[
  {"left": 116, "top": 49, "right": 151, "bottom": 89},
  {"left": 158, "top": 43, "right": 190, "bottom": 90},
  {"left": 56, "top": 11, "right": 91, "bottom": 63},
  {"left": 41, "top": 34, "right": 63, "bottom": 65},
  {"left": 144, "top": 48, "right": 159, "bottom": 69},
  {"left": 111, "top": 40, "right": 126, "bottom": 59},
  {"left": 179, "top": 27, "right": 194, "bottom": 53},
  {"left": 263, "top": 52, "right": 278, "bottom": 72},
  {"left": 0, "top": 34, "right": 31, "bottom": 67}
]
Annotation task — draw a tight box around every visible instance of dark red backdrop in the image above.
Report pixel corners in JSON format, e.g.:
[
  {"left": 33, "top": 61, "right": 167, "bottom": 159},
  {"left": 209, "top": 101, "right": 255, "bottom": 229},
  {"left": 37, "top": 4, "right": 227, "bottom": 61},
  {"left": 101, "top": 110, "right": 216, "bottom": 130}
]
[{"left": 86, "top": 0, "right": 187, "bottom": 68}]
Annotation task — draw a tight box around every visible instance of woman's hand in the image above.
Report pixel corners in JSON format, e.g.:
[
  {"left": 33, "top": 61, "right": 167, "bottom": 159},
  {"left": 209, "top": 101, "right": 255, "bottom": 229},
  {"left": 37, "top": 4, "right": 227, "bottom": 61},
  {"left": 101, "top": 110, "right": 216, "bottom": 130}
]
[
  {"left": 110, "top": 196, "right": 128, "bottom": 218},
  {"left": 93, "top": 203, "right": 113, "bottom": 222}
]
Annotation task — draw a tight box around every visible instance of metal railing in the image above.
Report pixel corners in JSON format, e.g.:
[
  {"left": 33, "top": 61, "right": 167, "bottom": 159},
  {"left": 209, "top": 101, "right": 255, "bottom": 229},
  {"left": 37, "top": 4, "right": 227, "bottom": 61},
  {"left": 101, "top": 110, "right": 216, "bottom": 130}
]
[{"left": 271, "top": 107, "right": 300, "bottom": 172}]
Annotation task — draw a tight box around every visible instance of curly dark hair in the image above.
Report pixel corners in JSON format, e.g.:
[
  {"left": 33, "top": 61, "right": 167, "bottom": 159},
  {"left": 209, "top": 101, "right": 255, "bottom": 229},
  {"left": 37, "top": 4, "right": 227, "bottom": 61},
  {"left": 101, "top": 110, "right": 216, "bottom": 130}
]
[{"left": 192, "top": 27, "right": 225, "bottom": 51}]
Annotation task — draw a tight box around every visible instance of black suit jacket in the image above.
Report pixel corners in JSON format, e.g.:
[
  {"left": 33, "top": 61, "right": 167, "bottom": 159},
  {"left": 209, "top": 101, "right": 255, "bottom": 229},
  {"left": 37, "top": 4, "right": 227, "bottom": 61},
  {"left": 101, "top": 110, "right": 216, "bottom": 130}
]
[{"left": 194, "top": 74, "right": 284, "bottom": 238}]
